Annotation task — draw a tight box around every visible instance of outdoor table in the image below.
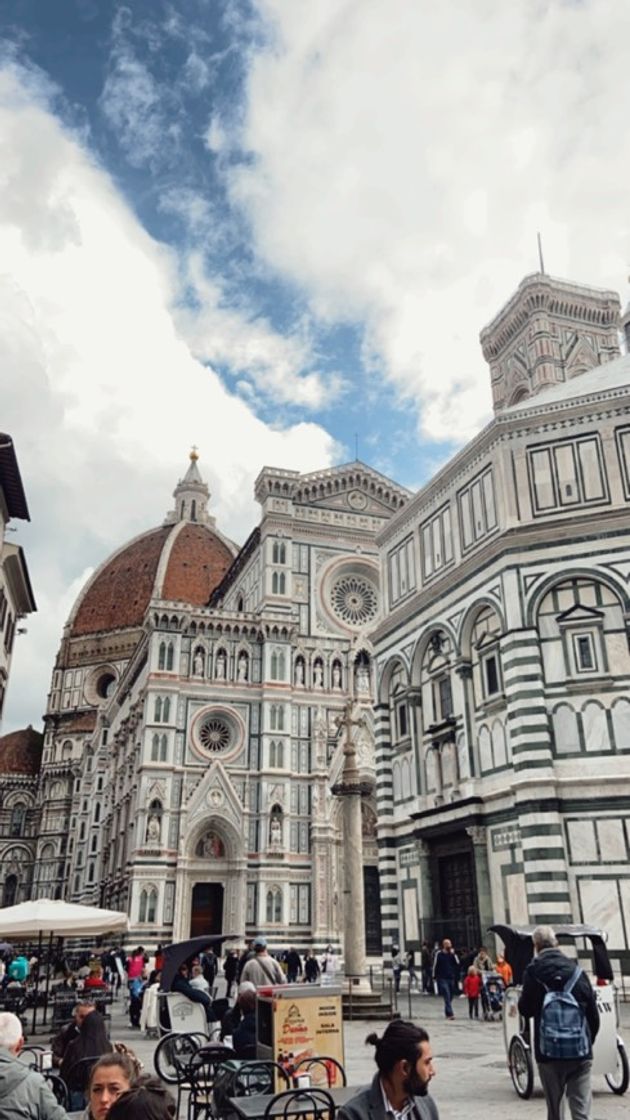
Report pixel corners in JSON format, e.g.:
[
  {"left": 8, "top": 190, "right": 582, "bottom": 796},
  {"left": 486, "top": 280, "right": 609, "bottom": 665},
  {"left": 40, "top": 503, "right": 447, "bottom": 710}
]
[{"left": 228, "top": 1085, "right": 363, "bottom": 1120}]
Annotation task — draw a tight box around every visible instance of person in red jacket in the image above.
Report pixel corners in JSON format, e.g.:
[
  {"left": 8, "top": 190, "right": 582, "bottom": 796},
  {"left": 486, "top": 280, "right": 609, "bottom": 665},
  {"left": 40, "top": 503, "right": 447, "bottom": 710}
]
[{"left": 462, "top": 966, "right": 481, "bottom": 1019}]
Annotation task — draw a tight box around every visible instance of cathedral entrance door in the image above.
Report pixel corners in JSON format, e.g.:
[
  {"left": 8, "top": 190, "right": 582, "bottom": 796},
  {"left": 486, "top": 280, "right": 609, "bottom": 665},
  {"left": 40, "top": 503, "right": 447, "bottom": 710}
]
[
  {"left": 190, "top": 883, "right": 224, "bottom": 937},
  {"left": 427, "top": 833, "right": 480, "bottom": 950}
]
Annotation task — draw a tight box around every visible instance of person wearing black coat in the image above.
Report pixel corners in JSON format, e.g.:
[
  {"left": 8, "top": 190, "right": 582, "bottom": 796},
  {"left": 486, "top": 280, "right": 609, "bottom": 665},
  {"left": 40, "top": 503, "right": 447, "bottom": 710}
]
[
  {"left": 223, "top": 951, "right": 239, "bottom": 999},
  {"left": 518, "top": 925, "right": 599, "bottom": 1120},
  {"left": 433, "top": 939, "right": 460, "bottom": 1020},
  {"left": 59, "top": 1007, "right": 112, "bottom": 1109}
]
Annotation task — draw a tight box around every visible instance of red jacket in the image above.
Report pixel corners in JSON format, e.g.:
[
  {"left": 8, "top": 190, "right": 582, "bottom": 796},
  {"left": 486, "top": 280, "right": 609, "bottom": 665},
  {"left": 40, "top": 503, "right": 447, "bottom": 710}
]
[{"left": 463, "top": 973, "right": 481, "bottom": 998}]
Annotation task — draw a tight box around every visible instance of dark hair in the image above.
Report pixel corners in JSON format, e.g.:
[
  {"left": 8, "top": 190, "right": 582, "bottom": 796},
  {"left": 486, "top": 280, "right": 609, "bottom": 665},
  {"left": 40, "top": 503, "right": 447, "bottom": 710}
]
[
  {"left": 238, "top": 990, "right": 256, "bottom": 1013},
  {"left": 365, "top": 1020, "right": 429, "bottom": 1075},
  {"left": 88, "top": 1052, "right": 136, "bottom": 1091},
  {"left": 107, "top": 1079, "right": 176, "bottom": 1120}
]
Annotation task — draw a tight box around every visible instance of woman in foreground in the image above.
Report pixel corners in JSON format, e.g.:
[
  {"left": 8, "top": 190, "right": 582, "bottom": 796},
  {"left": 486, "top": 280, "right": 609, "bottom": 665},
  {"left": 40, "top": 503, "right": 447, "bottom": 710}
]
[{"left": 84, "top": 1053, "right": 136, "bottom": 1120}]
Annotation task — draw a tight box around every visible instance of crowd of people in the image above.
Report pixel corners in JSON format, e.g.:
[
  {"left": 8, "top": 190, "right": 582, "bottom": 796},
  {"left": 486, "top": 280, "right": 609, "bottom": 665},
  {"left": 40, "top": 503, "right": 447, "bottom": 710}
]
[{"left": 0, "top": 925, "right": 604, "bottom": 1120}]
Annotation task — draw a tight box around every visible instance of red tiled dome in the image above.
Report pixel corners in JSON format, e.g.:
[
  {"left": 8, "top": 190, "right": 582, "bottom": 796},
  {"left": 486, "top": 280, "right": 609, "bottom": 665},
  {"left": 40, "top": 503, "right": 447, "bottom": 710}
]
[
  {"left": 69, "top": 522, "right": 235, "bottom": 638},
  {"left": 0, "top": 726, "right": 43, "bottom": 775}
]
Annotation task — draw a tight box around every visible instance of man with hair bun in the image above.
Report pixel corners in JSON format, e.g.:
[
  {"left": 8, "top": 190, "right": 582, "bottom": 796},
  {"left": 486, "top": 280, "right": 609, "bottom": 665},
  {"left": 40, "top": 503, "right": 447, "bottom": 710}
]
[
  {"left": 338, "top": 1019, "right": 438, "bottom": 1120},
  {"left": 0, "top": 1011, "right": 69, "bottom": 1119}
]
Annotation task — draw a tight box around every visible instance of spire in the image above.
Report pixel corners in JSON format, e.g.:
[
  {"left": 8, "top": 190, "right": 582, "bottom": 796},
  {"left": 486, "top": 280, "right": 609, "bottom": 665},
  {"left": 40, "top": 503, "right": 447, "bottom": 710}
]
[{"left": 164, "top": 449, "right": 213, "bottom": 526}]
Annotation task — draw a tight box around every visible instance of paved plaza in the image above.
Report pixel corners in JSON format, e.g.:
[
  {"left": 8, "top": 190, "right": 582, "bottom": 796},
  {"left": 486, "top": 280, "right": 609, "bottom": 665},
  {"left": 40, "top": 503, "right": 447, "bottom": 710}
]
[{"left": 77, "top": 988, "right": 630, "bottom": 1120}]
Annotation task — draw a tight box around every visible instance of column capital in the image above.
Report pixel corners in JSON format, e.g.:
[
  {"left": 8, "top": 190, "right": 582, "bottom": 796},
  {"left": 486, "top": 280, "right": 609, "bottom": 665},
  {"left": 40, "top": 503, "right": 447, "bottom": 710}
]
[
  {"left": 466, "top": 824, "right": 487, "bottom": 847},
  {"left": 454, "top": 658, "right": 472, "bottom": 680}
]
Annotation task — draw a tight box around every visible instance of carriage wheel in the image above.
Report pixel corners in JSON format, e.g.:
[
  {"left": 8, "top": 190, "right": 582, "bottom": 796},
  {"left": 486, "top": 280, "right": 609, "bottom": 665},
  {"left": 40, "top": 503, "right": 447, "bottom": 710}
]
[
  {"left": 153, "top": 1032, "right": 201, "bottom": 1084},
  {"left": 605, "top": 1040, "right": 629, "bottom": 1095},
  {"left": 508, "top": 1036, "right": 534, "bottom": 1099}
]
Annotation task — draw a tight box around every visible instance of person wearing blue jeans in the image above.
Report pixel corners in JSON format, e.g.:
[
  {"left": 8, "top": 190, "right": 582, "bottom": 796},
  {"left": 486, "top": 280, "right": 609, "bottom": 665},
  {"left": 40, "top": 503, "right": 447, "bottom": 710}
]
[{"left": 432, "top": 939, "right": 460, "bottom": 1020}]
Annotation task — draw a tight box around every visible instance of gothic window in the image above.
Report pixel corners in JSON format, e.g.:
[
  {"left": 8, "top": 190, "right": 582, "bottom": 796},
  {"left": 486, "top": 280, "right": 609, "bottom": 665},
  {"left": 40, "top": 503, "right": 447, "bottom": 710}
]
[
  {"left": 166, "top": 642, "right": 174, "bottom": 670},
  {"left": 270, "top": 740, "right": 285, "bottom": 768},
  {"left": 272, "top": 571, "right": 286, "bottom": 594},
  {"left": 138, "top": 889, "right": 147, "bottom": 923},
  {"left": 147, "top": 888, "right": 157, "bottom": 923},
  {"left": 272, "top": 541, "right": 286, "bottom": 565},
  {"left": 270, "top": 705, "right": 285, "bottom": 731},
  {"left": 91, "top": 835, "right": 98, "bottom": 853},
  {"left": 237, "top": 595, "right": 244, "bottom": 612},
  {"left": 151, "top": 733, "right": 160, "bottom": 761},
  {"left": 289, "top": 884, "right": 310, "bottom": 925},
  {"left": 158, "top": 642, "right": 166, "bottom": 670},
  {"left": 331, "top": 574, "right": 378, "bottom": 626},
  {"left": 3, "top": 874, "right": 17, "bottom": 907},
  {"left": 162, "top": 697, "right": 171, "bottom": 722},
  {"left": 160, "top": 734, "right": 168, "bottom": 762},
  {"left": 154, "top": 696, "right": 162, "bottom": 722},
  {"left": 191, "top": 500, "right": 197, "bottom": 521},
  {"left": 10, "top": 804, "right": 26, "bottom": 837},
  {"left": 270, "top": 649, "right": 286, "bottom": 680},
  {"left": 94, "top": 803, "right": 101, "bottom": 824},
  {"left": 265, "top": 886, "right": 282, "bottom": 923}
]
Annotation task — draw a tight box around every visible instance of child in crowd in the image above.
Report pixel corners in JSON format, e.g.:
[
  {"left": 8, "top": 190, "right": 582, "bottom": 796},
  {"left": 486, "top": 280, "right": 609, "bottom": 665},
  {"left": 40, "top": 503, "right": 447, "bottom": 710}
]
[{"left": 463, "top": 965, "right": 481, "bottom": 1019}]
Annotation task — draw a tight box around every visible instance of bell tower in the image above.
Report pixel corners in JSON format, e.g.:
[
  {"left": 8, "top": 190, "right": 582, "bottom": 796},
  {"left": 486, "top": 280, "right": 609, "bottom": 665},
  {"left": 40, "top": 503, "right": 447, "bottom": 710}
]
[{"left": 480, "top": 272, "right": 621, "bottom": 412}]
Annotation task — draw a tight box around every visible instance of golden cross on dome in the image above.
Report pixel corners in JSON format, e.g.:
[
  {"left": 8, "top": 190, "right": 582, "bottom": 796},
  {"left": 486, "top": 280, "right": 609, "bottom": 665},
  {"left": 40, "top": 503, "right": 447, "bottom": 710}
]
[{"left": 190, "top": 445, "right": 199, "bottom": 460}]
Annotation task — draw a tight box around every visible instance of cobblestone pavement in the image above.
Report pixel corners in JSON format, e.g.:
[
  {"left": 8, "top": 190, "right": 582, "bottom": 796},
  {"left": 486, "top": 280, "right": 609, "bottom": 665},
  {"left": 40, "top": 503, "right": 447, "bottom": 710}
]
[{"left": 72, "top": 988, "right": 630, "bottom": 1120}]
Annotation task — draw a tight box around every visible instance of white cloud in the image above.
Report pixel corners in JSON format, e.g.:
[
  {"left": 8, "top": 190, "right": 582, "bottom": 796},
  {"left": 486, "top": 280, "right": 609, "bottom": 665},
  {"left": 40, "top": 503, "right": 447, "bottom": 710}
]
[
  {"left": 0, "top": 63, "right": 338, "bottom": 730},
  {"left": 227, "top": 0, "right": 630, "bottom": 441}
]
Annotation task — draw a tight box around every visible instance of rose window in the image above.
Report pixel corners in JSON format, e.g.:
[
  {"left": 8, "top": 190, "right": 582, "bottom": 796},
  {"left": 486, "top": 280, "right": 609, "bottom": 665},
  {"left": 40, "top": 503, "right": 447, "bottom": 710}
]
[
  {"left": 198, "top": 717, "right": 231, "bottom": 753},
  {"left": 331, "top": 575, "right": 378, "bottom": 626}
]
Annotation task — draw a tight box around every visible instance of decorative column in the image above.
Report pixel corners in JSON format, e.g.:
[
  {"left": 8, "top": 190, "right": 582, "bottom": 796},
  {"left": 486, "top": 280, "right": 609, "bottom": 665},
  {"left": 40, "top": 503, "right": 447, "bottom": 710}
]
[
  {"left": 331, "top": 701, "right": 373, "bottom": 992},
  {"left": 466, "top": 825, "right": 494, "bottom": 953}
]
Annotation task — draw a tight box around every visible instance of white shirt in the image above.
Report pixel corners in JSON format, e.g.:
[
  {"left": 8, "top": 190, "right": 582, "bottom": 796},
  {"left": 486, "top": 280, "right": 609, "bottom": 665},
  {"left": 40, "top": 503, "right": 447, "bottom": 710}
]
[{"left": 380, "top": 1079, "right": 415, "bottom": 1120}]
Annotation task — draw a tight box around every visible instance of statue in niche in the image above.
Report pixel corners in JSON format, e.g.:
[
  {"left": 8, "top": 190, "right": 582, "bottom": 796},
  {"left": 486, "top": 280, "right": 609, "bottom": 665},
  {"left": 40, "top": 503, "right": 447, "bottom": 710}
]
[
  {"left": 295, "top": 659, "right": 304, "bottom": 686},
  {"left": 361, "top": 804, "right": 377, "bottom": 839},
  {"left": 238, "top": 653, "right": 248, "bottom": 682},
  {"left": 355, "top": 663, "right": 370, "bottom": 694},
  {"left": 313, "top": 661, "right": 323, "bottom": 689},
  {"left": 269, "top": 815, "right": 282, "bottom": 849},
  {"left": 200, "top": 831, "right": 225, "bottom": 858},
  {"left": 146, "top": 815, "right": 161, "bottom": 844},
  {"left": 193, "top": 649, "right": 204, "bottom": 677},
  {"left": 332, "top": 663, "right": 342, "bottom": 689},
  {"left": 215, "top": 651, "right": 226, "bottom": 680}
]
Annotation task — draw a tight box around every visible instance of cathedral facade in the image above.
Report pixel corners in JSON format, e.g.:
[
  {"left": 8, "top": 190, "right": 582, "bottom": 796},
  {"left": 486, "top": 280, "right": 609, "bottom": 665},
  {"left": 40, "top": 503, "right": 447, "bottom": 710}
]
[
  {"left": 34, "top": 456, "right": 409, "bottom": 951},
  {"left": 372, "top": 272, "right": 630, "bottom": 977}
]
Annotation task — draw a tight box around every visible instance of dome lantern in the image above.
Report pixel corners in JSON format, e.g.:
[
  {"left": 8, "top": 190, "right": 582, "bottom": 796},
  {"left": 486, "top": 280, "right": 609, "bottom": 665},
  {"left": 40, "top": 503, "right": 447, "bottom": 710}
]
[{"left": 165, "top": 449, "right": 213, "bottom": 526}]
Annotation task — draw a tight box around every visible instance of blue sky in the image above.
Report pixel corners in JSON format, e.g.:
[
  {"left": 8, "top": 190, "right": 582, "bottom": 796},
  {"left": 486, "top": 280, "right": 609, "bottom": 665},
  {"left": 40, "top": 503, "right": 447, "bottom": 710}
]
[{"left": 1, "top": 0, "right": 629, "bottom": 729}]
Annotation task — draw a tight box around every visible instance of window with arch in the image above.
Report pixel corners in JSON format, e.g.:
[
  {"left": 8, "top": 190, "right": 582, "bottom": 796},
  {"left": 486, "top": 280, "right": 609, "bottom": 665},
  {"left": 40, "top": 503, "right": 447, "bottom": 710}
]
[
  {"left": 388, "top": 662, "right": 409, "bottom": 743},
  {"left": 270, "top": 705, "right": 285, "bottom": 731},
  {"left": 3, "top": 874, "right": 17, "bottom": 907},
  {"left": 269, "top": 740, "right": 285, "bottom": 768},
  {"left": 138, "top": 889, "right": 147, "bottom": 923},
  {"left": 237, "top": 594, "right": 244, "bottom": 612},
  {"left": 162, "top": 697, "right": 171, "bottom": 722},
  {"left": 153, "top": 696, "right": 162, "bottom": 722},
  {"left": 271, "top": 571, "right": 286, "bottom": 595},
  {"left": 158, "top": 641, "right": 175, "bottom": 670},
  {"left": 94, "top": 802, "right": 101, "bottom": 824},
  {"left": 470, "top": 605, "right": 504, "bottom": 704},
  {"left": 537, "top": 576, "right": 630, "bottom": 685},
  {"left": 10, "top": 803, "right": 27, "bottom": 837},
  {"left": 421, "top": 630, "right": 456, "bottom": 726},
  {"left": 147, "top": 887, "right": 157, "bottom": 923},
  {"left": 265, "top": 886, "right": 283, "bottom": 923},
  {"left": 272, "top": 540, "right": 286, "bottom": 565},
  {"left": 270, "top": 649, "right": 286, "bottom": 680}
]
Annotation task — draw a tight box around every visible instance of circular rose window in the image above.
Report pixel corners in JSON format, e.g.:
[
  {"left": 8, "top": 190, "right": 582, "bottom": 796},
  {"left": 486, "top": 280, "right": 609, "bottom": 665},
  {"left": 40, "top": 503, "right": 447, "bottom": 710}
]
[
  {"left": 331, "top": 574, "right": 378, "bottom": 626},
  {"left": 198, "top": 716, "right": 232, "bottom": 753}
]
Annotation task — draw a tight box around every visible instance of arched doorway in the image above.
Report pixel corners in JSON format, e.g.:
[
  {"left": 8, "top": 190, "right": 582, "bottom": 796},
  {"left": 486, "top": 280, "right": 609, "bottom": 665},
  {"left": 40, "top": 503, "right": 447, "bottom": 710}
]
[{"left": 3, "top": 874, "right": 18, "bottom": 908}]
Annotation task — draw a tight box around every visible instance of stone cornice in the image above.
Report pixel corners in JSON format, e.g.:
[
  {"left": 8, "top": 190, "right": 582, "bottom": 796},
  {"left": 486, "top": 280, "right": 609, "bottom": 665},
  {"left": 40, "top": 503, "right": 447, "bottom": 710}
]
[{"left": 376, "top": 390, "right": 630, "bottom": 550}]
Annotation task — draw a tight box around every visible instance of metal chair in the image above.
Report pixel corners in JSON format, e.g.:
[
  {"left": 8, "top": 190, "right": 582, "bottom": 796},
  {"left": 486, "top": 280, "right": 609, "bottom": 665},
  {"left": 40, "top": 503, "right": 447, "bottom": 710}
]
[
  {"left": 292, "top": 1056, "right": 347, "bottom": 1087},
  {"left": 186, "top": 1046, "right": 237, "bottom": 1120},
  {"left": 44, "top": 1072, "right": 70, "bottom": 1110},
  {"left": 262, "top": 1087, "right": 336, "bottom": 1120},
  {"left": 232, "top": 1061, "right": 291, "bottom": 1096},
  {"left": 153, "top": 1031, "right": 209, "bottom": 1117},
  {"left": 62, "top": 1055, "right": 101, "bottom": 1110}
]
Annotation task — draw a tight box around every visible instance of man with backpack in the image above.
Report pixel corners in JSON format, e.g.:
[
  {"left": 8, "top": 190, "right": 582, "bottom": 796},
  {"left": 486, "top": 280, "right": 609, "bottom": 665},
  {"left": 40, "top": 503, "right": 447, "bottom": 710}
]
[{"left": 518, "top": 925, "right": 600, "bottom": 1120}]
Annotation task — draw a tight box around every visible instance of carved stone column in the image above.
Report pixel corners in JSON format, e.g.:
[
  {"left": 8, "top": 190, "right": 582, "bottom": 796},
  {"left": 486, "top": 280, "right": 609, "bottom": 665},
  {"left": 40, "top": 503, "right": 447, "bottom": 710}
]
[{"left": 466, "top": 825, "right": 494, "bottom": 954}]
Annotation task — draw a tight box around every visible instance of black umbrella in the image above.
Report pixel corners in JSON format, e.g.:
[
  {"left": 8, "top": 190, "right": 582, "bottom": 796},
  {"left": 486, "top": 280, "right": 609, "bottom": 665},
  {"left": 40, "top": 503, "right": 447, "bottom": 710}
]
[{"left": 161, "top": 933, "right": 241, "bottom": 992}]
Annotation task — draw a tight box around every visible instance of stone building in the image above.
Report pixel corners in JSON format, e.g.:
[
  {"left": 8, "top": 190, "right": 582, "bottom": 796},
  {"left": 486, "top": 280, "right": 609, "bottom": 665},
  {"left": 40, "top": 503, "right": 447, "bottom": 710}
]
[
  {"left": 0, "top": 433, "right": 35, "bottom": 729},
  {"left": 36, "top": 454, "right": 408, "bottom": 950},
  {"left": 372, "top": 272, "right": 630, "bottom": 976}
]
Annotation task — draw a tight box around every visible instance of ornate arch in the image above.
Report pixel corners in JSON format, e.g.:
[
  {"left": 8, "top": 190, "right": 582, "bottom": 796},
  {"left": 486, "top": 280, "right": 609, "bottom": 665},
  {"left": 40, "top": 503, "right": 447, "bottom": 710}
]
[
  {"left": 376, "top": 655, "right": 410, "bottom": 704},
  {"left": 185, "top": 814, "right": 243, "bottom": 862},
  {"left": 410, "top": 621, "right": 459, "bottom": 686},
  {"left": 458, "top": 597, "right": 506, "bottom": 657},
  {"left": 525, "top": 567, "right": 630, "bottom": 627}
]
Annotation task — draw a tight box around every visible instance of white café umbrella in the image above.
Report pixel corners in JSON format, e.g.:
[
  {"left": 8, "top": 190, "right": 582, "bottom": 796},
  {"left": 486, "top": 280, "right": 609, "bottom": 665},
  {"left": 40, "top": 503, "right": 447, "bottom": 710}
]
[
  {"left": 0, "top": 899, "right": 128, "bottom": 938},
  {"left": 0, "top": 899, "right": 128, "bottom": 1031}
]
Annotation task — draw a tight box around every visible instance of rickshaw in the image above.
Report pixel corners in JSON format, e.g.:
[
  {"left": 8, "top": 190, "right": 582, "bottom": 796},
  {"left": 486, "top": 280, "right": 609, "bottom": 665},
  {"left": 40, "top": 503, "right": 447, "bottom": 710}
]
[
  {"left": 490, "top": 923, "right": 629, "bottom": 1100},
  {"left": 153, "top": 932, "right": 239, "bottom": 1083}
]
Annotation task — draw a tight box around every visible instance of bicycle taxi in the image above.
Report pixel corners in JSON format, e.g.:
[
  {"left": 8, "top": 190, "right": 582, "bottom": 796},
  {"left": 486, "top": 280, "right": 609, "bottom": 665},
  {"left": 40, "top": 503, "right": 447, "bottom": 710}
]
[{"left": 490, "top": 923, "right": 628, "bottom": 1100}]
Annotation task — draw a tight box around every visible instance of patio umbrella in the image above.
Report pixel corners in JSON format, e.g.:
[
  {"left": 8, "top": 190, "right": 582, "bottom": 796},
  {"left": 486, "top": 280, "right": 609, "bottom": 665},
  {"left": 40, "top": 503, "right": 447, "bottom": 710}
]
[
  {"left": 0, "top": 899, "right": 128, "bottom": 938},
  {"left": 161, "top": 933, "right": 240, "bottom": 992},
  {"left": 0, "top": 899, "right": 128, "bottom": 1031}
]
